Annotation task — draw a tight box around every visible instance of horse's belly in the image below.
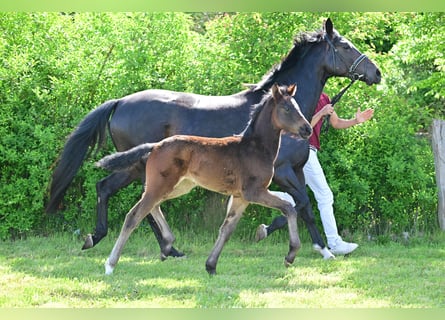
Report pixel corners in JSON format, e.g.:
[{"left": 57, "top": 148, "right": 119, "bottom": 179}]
[{"left": 187, "top": 165, "right": 241, "bottom": 196}]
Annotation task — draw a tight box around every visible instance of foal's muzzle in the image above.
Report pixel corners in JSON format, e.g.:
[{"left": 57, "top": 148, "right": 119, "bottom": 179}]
[{"left": 299, "top": 123, "right": 313, "bottom": 140}]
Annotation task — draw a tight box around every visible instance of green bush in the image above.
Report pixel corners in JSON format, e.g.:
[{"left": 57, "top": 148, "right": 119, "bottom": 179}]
[
  {"left": 0, "top": 12, "right": 441, "bottom": 240},
  {"left": 320, "top": 90, "right": 437, "bottom": 236}
]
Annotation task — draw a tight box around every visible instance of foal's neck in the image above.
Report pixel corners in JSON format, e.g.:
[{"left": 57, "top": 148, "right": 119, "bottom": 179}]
[{"left": 242, "top": 99, "right": 281, "bottom": 158}]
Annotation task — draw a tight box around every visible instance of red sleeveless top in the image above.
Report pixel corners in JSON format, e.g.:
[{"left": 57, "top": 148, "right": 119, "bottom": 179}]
[{"left": 308, "top": 93, "right": 330, "bottom": 150}]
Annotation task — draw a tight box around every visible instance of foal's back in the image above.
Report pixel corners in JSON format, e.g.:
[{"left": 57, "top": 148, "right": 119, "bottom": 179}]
[{"left": 145, "top": 134, "right": 263, "bottom": 197}]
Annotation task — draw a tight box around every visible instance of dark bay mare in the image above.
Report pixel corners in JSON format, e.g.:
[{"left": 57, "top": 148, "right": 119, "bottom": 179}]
[
  {"left": 46, "top": 19, "right": 381, "bottom": 257},
  {"left": 97, "top": 84, "right": 312, "bottom": 275}
]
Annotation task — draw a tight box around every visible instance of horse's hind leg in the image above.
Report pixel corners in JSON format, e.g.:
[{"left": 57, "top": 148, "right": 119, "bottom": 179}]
[
  {"left": 106, "top": 172, "right": 184, "bottom": 274},
  {"left": 206, "top": 196, "right": 249, "bottom": 275},
  {"left": 150, "top": 205, "right": 176, "bottom": 261},
  {"left": 146, "top": 179, "right": 197, "bottom": 259},
  {"left": 83, "top": 167, "right": 141, "bottom": 250},
  {"left": 105, "top": 193, "right": 157, "bottom": 275},
  {"left": 146, "top": 213, "right": 184, "bottom": 258}
]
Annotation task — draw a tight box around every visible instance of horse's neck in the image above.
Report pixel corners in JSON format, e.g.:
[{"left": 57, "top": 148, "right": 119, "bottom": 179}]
[
  {"left": 257, "top": 50, "right": 329, "bottom": 121},
  {"left": 243, "top": 100, "right": 281, "bottom": 157}
]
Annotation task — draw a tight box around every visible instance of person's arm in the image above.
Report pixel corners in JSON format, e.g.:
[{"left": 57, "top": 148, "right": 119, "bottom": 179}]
[
  {"left": 311, "top": 103, "right": 334, "bottom": 127},
  {"left": 330, "top": 107, "right": 374, "bottom": 129}
]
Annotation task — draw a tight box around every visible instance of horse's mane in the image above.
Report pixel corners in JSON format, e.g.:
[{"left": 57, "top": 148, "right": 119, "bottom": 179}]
[{"left": 252, "top": 30, "right": 325, "bottom": 92}]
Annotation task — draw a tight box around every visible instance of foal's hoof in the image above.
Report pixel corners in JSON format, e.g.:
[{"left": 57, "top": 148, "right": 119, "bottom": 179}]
[
  {"left": 104, "top": 259, "right": 114, "bottom": 275},
  {"left": 82, "top": 234, "right": 94, "bottom": 250},
  {"left": 284, "top": 257, "right": 294, "bottom": 268}
]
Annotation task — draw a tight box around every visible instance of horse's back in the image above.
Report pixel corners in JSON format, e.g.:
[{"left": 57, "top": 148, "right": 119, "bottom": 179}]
[{"left": 109, "top": 89, "right": 253, "bottom": 151}]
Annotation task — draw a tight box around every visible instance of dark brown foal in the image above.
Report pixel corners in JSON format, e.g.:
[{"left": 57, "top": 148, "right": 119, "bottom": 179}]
[{"left": 97, "top": 83, "right": 312, "bottom": 275}]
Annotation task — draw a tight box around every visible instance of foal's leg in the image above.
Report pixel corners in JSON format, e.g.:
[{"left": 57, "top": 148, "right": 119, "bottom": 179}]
[
  {"left": 146, "top": 213, "right": 185, "bottom": 258},
  {"left": 148, "top": 179, "right": 197, "bottom": 260},
  {"left": 105, "top": 193, "right": 156, "bottom": 274},
  {"left": 206, "top": 196, "right": 249, "bottom": 275},
  {"left": 150, "top": 205, "right": 176, "bottom": 261},
  {"left": 246, "top": 189, "right": 301, "bottom": 266}
]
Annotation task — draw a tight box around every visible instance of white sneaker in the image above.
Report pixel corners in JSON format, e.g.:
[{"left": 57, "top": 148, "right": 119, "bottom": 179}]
[
  {"left": 329, "top": 239, "right": 358, "bottom": 255},
  {"left": 255, "top": 224, "right": 268, "bottom": 242}
]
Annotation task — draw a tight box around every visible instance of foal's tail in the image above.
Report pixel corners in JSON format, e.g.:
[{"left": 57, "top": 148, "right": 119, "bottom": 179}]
[
  {"left": 96, "top": 143, "right": 155, "bottom": 172},
  {"left": 46, "top": 99, "right": 119, "bottom": 213}
]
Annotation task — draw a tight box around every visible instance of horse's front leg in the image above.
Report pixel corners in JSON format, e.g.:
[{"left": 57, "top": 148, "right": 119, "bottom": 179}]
[
  {"left": 83, "top": 168, "right": 141, "bottom": 250},
  {"left": 284, "top": 207, "right": 299, "bottom": 266},
  {"left": 206, "top": 196, "right": 249, "bottom": 275},
  {"left": 273, "top": 164, "right": 334, "bottom": 259},
  {"left": 246, "top": 189, "right": 301, "bottom": 267}
]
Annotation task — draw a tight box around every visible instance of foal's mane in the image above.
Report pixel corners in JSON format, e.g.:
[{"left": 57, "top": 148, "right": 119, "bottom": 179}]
[
  {"left": 239, "top": 91, "right": 273, "bottom": 137},
  {"left": 252, "top": 30, "right": 326, "bottom": 92}
]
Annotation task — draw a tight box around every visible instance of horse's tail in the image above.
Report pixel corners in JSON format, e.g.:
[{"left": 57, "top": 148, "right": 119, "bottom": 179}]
[
  {"left": 46, "top": 99, "right": 119, "bottom": 213},
  {"left": 96, "top": 143, "right": 154, "bottom": 172}
]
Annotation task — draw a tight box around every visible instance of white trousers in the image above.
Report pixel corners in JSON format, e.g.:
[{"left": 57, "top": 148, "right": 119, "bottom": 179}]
[{"left": 303, "top": 149, "right": 339, "bottom": 247}]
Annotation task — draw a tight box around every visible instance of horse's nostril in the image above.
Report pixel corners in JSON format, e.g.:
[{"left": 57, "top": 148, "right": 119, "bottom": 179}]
[{"left": 300, "top": 124, "right": 312, "bottom": 138}]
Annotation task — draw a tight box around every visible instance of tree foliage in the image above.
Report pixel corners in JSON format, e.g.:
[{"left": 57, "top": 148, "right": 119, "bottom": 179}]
[{"left": 0, "top": 12, "right": 442, "bottom": 240}]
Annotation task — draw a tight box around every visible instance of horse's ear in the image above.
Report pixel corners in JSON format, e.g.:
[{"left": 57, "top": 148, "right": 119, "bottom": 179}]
[
  {"left": 324, "top": 18, "right": 334, "bottom": 37},
  {"left": 272, "top": 83, "right": 282, "bottom": 100},
  {"left": 287, "top": 84, "right": 297, "bottom": 97}
]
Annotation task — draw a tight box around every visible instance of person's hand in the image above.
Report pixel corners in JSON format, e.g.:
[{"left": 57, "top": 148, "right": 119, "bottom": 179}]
[
  {"left": 321, "top": 104, "right": 335, "bottom": 116},
  {"left": 355, "top": 108, "right": 374, "bottom": 124}
]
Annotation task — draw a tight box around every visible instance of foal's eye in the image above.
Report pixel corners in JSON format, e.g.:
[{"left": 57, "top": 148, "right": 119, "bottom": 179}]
[{"left": 283, "top": 105, "right": 291, "bottom": 112}]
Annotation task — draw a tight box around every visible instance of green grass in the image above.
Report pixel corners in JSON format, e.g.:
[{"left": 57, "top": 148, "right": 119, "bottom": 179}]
[{"left": 0, "top": 229, "right": 444, "bottom": 307}]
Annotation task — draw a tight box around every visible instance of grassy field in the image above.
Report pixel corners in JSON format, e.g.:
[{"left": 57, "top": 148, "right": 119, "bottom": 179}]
[{"left": 0, "top": 229, "right": 444, "bottom": 308}]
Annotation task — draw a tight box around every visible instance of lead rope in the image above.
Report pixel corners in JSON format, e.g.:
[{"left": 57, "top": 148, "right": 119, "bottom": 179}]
[{"left": 322, "top": 76, "right": 361, "bottom": 133}]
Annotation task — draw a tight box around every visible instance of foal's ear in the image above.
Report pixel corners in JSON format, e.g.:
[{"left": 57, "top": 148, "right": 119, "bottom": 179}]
[
  {"left": 272, "top": 83, "right": 282, "bottom": 100},
  {"left": 287, "top": 84, "right": 297, "bottom": 97},
  {"left": 324, "top": 18, "right": 334, "bottom": 37}
]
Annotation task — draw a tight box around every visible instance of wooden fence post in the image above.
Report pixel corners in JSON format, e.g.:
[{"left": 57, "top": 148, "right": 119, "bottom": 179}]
[{"left": 432, "top": 119, "right": 445, "bottom": 230}]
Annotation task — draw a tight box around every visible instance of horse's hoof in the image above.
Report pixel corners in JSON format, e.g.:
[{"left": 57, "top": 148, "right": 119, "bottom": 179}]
[
  {"left": 160, "top": 253, "right": 168, "bottom": 261},
  {"left": 255, "top": 224, "right": 268, "bottom": 242},
  {"left": 284, "top": 257, "right": 294, "bottom": 268},
  {"left": 206, "top": 265, "right": 216, "bottom": 276},
  {"left": 82, "top": 234, "right": 93, "bottom": 250},
  {"left": 313, "top": 244, "right": 336, "bottom": 260},
  {"left": 104, "top": 259, "right": 114, "bottom": 275},
  {"left": 207, "top": 270, "right": 216, "bottom": 276},
  {"left": 169, "top": 247, "right": 186, "bottom": 258}
]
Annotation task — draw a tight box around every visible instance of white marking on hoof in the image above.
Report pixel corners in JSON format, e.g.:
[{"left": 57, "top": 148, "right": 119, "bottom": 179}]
[
  {"left": 284, "top": 258, "right": 292, "bottom": 268},
  {"left": 104, "top": 259, "right": 114, "bottom": 275},
  {"left": 313, "top": 244, "right": 336, "bottom": 260},
  {"left": 81, "top": 234, "right": 94, "bottom": 250}
]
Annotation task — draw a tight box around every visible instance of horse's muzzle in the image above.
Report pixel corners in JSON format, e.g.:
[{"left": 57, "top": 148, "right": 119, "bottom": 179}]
[{"left": 299, "top": 123, "right": 313, "bottom": 140}]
